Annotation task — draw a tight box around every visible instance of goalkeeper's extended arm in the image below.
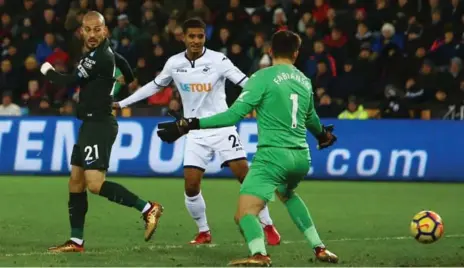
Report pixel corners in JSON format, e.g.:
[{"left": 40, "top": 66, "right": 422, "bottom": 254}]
[{"left": 199, "top": 101, "right": 253, "bottom": 129}]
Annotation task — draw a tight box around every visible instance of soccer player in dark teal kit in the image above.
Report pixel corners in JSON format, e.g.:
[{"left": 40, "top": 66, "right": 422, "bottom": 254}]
[
  {"left": 40, "top": 11, "right": 163, "bottom": 252},
  {"left": 157, "top": 30, "right": 339, "bottom": 266}
]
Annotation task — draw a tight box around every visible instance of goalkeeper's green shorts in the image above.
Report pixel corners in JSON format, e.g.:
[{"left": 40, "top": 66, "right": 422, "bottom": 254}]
[{"left": 240, "top": 147, "right": 311, "bottom": 202}]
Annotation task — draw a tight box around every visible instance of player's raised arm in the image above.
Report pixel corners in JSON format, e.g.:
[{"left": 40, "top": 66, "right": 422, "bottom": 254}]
[{"left": 116, "top": 58, "right": 173, "bottom": 108}]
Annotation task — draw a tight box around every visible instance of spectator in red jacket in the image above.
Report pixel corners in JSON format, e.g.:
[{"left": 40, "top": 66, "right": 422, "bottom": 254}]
[{"left": 312, "top": 0, "right": 330, "bottom": 23}]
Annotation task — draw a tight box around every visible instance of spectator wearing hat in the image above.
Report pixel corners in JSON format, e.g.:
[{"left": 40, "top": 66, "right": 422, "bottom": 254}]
[
  {"left": 0, "top": 91, "right": 21, "bottom": 116},
  {"left": 112, "top": 14, "right": 139, "bottom": 44},
  {"left": 338, "top": 96, "right": 369, "bottom": 119}
]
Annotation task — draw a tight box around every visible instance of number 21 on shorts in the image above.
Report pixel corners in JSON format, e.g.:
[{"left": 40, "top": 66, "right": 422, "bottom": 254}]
[
  {"left": 290, "top": 93, "right": 298, "bottom": 128},
  {"left": 84, "top": 144, "right": 100, "bottom": 161}
]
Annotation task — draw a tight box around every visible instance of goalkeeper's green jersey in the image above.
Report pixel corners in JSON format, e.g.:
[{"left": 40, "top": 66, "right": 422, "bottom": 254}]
[{"left": 200, "top": 64, "right": 323, "bottom": 149}]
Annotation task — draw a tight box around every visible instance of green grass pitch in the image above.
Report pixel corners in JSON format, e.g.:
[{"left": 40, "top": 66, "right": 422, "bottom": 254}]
[{"left": 0, "top": 176, "right": 463, "bottom": 266}]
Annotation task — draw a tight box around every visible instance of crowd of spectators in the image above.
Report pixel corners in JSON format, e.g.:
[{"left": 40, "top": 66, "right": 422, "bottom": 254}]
[{"left": 0, "top": 0, "right": 463, "bottom": 119}]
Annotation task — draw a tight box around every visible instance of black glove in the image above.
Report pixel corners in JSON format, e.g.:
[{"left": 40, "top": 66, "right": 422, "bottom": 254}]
[
  {"left": 157, "top": 110, "right": 200, "bottom": 143},
  {"left": 316, "top": 124, "right": 337, "bottom": 150}
]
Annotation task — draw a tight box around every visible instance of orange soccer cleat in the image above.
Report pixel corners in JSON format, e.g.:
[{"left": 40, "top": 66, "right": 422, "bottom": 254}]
[
  {"left": 314, "top": 246, "right": 339, "bottom": 263},
  {"left": 143, "top": 201, "right": 164, "bottom": 242},
  {"left": 48, "top": 240, "right": 84, "bottom": 253},
  {"left": 228, "top": 253, "right": 272, "bottom": 267}
]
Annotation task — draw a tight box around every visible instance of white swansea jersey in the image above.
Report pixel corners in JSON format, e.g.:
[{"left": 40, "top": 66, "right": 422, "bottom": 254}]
[{"left": 154, "top": 47, "right": 248, "bottom": 137}]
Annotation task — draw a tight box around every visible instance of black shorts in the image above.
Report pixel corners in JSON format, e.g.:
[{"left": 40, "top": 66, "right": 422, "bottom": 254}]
[{"left": 71, "top": 118, "right": 118, "bottom": 170}]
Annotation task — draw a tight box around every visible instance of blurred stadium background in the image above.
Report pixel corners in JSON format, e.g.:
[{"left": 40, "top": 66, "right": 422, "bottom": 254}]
[{"left": 0, "top": 0, "right": 464, "bottom": 266}]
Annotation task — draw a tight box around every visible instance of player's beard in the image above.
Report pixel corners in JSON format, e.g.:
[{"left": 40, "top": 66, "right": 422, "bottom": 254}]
[{"left": 85, "top": 38, "right": 101, "bottom": 50}]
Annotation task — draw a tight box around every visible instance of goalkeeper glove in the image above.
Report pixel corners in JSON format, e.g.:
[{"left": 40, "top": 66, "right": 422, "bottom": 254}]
[
  {"left": 316, "top": 124, "right": 337, "bottom": 150},
  {"left": 157, "top": 110, "right": 200, "bottom": 143}
]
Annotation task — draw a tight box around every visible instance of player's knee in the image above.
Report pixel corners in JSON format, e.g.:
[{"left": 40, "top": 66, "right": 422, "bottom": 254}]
[
  {"left": 184, "top": 179, "right": 201, "bottom": 197},
  {"left": 68, "top": 178, "right": 86, "bottom": 192},
  {"left": 185, "top": 185, "right": 200, "bottom": 197},
  {"left": 86, "top": 180, "right": 103, "bottom": 194}
]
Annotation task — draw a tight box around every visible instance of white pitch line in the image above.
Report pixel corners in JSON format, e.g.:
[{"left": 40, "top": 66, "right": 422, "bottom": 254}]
[{"left": 1, "top": 234, "right": 463, "bottom": 258}]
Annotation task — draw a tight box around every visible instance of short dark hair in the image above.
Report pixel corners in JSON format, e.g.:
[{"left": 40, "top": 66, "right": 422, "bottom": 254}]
[
  {"left": 271, "top": 30, "right": 301, "bottom": 59},
  {"left": 182, "top": 18, "right": 206, "bottom": 33}
]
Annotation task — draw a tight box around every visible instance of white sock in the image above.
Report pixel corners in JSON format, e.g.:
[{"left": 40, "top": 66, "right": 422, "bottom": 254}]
[
  {"left": 70, "top": 237, "right": 84, "bottom": 245},
  {"left": 185, "top": 192, "right": 210, "bottom": 233},
  {"left": 141, "top": 203, "right": 151, "bottom": 214},
  {"left": 258, "top": 205, "right": 273, "bottom": 227}
]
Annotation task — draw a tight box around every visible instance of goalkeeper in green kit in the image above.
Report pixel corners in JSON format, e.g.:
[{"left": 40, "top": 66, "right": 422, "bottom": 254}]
[{"left": 157, "top": 30, "right": 338, "bottom": 266}]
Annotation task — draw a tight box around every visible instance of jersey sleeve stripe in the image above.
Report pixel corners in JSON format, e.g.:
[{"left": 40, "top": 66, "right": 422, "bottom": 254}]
[{"left": 236, "top": 75, "right": 247, "bottom": 86}]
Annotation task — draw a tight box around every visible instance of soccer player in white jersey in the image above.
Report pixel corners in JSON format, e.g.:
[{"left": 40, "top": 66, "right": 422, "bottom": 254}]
[{"left": 113, "top": 18, "right": 281, "bottom": 245}]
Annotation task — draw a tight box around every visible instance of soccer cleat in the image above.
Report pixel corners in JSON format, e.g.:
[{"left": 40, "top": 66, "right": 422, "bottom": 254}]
[
  {"left": 228, "top": 253, "right": 272, "bottom": 267},
  {"left": 143, "top": 201, "right": 164, "bottom": 242},
  {"left": 263, "top": 225, "right": 281, "bottom": 246},
  {"left": 189, "top": 231, "right": 212, "bottom": 244},
  {"left": 48, "top": 240, "right": 84, "bottom": 253},
  {"left": 314, "top": 246, "right": 339, "bottom": 263}
]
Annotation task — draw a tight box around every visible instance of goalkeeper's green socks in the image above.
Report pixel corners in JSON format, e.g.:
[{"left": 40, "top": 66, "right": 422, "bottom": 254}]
[
  {"left": 285, "top": 193, "right": 324, "bottom": 248},
  {"left": 239, "top": 214, "right": 267, "bottom": 256}
]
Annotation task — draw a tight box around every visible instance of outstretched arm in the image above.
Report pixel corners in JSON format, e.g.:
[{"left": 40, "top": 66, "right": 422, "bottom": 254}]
[
  {"left": 117, "top": 58, "right": 173, "bottom": 108},
  {"left": 118, "top": 80, "right": 164, "bottom": 108},
  {"left": 200, "top": 101, "right": 254, "bottom": 128},
  {"left": 200, "top": 73, "right": 266, "bottom": 129}
]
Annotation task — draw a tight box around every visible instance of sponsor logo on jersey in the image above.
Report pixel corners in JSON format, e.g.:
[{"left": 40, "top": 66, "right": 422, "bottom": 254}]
[
  {"left": 180, "top": 83, "right": 212, "bottom": 92},
  {"left": 202, "top": 66, "right": 211, "bottom": 74},
  {"left": 176, "top": 68, "right": 187, "bottom": 73}
]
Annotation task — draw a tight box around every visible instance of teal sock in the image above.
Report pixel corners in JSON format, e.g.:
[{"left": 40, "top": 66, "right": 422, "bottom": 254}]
[
  {"left": 135, "top": 198, "right": 148, "bottom": 212},
  {"left": 285, "top": 193, "right": 324, "bottom": 248},
  {"left": 71, "top": 228, "right": 84, "bottom": 240},
  {"left": 239, "top": 214, "right": 267, "bottom": 256}
]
